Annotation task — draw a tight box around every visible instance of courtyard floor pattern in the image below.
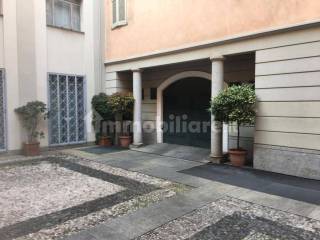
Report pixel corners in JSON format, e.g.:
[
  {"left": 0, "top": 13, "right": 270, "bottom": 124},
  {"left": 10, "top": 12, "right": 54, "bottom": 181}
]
[
  {"left": 62, "top": 146, "right": 320, "bottom": 240},
  {"left": 1, "top": 146, "right": 320, "bottom": 240},
  {"left": 0, "top": 153, "right": 187, "bottom": 240}
]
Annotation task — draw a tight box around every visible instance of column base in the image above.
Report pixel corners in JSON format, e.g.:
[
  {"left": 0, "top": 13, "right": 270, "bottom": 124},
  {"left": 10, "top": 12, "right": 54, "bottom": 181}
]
[
  {"left": 130, "top": 143, "right": 143, "bottom": 149},
  {"left": 210, "top": 154, "right": 223, "bottom": 164}
]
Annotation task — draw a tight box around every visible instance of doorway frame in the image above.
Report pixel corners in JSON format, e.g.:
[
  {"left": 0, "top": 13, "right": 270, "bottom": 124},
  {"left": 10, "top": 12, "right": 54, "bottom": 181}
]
[{"left": 156, "top": 71, "right": 211, "bottom": 144}]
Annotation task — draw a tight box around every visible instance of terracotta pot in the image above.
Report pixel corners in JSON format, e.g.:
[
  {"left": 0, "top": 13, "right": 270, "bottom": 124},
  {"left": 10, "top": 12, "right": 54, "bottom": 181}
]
[
  {"left": 99, "top": 136, "right": 112, "bottom": 146},
  {"left": 119, "top": 136, "right": 132, "bottom": 148},
  {"left": 229, "top": 149, "right": 247, "bottom": 167},
  {"left": 23, "top": 142, "right": 40, "bottom": 156}
]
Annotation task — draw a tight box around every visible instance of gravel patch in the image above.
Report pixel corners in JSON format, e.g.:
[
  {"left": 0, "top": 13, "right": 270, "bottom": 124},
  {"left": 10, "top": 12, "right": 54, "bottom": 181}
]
[{"left": 0, "top": 161, "right": 123, "bottom": 228}]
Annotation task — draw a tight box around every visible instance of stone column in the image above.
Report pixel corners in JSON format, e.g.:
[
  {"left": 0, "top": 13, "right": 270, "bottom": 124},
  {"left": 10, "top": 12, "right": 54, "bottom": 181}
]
[
  {"left": 210, "top": 56, "right": 225, "bottom": 163},
  {"left": 132, "top": 69, "right": 143, "bottom": 147}
]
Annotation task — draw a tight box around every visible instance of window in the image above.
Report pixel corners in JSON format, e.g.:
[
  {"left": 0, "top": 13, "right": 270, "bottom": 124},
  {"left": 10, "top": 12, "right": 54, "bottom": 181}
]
[
  {"left": 150, "top": 88, "right": 157, "bottom": 100},
  {"left": 46, "top": 0, "right": 81, "bottom": 31},
  {"left": 112, "top": 0, "right": 127, "bottom": 28}
]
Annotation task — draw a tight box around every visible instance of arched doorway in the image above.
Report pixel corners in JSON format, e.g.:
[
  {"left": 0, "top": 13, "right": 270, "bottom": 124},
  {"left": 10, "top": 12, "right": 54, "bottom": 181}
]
[{"left": 162, "top": 77, "right": 211, "bottom": 148}]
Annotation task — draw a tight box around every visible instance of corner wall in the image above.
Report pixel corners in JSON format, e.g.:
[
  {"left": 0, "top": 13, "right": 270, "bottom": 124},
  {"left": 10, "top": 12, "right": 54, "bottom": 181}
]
[{"left": 254, "top": 41, "right": 320, "bottom": 180}]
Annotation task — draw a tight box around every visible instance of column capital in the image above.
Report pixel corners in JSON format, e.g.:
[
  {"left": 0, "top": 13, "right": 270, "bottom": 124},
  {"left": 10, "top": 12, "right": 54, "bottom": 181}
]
[
  {"left": 132, "top": 68, "right": 143, "bottom": 73},
  {"left": 210, "top": 55, "right": 225, "bottom": 62}
]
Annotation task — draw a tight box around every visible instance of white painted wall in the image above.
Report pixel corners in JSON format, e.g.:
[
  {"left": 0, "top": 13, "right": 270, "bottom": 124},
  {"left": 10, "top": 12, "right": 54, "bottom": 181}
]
[
  {"left": 0, "top": 0, "right": 104, "bottom": 151},
  {"left": 47, "top": 28, "right": 85, "bottom": 75},
  {"left": 2, "top": 0, "right": 21, "bottom": 150}
]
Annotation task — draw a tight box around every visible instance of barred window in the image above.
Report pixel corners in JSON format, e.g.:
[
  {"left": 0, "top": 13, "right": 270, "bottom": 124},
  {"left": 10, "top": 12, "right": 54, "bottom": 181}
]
[
  {"left": 112, "top": 0, "right": 127, "bottom": 28},
  {"left": 46, "top": 0, "right": 82, "bottom": 31}
]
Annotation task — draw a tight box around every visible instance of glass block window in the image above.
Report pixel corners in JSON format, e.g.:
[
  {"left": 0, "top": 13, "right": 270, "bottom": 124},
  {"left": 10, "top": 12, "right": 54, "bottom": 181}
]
[
  {"left": 47, "top": 0, "right": 82, "bottom": 31},
  {"left": 112, "top": 0, "right": 127, "bottom": 28}
]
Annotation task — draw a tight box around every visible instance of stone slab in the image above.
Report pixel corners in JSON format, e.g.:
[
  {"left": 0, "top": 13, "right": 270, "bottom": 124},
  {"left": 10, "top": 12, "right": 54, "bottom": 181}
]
[
  {"left": 133, "top": 143, "right": 210, "bottom": 163},
  {"left": 254, "top": 144, "right": 320, "bottom": 180}
]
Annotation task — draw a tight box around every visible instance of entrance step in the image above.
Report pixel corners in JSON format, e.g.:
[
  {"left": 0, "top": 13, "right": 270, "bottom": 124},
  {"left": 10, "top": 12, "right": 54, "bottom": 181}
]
[{"left": 132, "top": 143, "right": 210, "bottom": 163}]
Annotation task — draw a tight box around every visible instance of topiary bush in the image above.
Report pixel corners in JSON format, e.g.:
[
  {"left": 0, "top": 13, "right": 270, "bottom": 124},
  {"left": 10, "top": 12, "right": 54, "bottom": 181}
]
[
  {"left": 91, "top": 93, "right": 113, "bottom": 121},
  {"left": 210, "top": 84, "right": 256, "bottom": 150},
  {"left": 109, "top": 93, "right": 135, "bottom": 135},
  {"left": 91, "top": 93, "right": 114, "bottom": 143}
]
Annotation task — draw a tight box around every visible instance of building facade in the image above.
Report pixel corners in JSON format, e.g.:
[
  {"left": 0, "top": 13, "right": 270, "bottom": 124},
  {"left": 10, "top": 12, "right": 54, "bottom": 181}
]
[
  {"left": 0, "top": 0, "right": 320, "bottom": 181},
  {"left": 105, "top": 0, "right": 320, "bottom": 180},
  {"left": 0, "top": 0, "right": 105, "bottom": 152}
]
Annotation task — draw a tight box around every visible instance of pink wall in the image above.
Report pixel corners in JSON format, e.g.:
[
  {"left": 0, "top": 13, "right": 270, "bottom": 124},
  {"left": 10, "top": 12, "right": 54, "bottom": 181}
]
[{"left": 105, "top": 0, "right": 320, "bottom": 61}]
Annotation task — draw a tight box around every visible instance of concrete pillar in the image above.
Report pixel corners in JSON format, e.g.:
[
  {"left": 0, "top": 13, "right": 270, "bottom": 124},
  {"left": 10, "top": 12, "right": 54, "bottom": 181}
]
[
  {"left": 132, "top": 69, "right": 143, "bottom": 146},
  {"left": 210, "top": 56, "right": 225, "bottom": 163}
]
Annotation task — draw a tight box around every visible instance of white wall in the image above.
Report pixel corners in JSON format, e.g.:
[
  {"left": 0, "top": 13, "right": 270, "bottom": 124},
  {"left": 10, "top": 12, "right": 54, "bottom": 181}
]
[
  {"left": 0, "top": 17, "right": 5, "bottom": 68},
  {"left": 2, "top": 0, "right": 21, "bottom": 150},
  {"left": 47, "top": 28, "right": 85, "bottom": 75},
  {"left": 46, "top": 0, "right": 104, "bottom": 144},
  {"left": 0, "top": 0, "right": 104, "bottom": 151}
]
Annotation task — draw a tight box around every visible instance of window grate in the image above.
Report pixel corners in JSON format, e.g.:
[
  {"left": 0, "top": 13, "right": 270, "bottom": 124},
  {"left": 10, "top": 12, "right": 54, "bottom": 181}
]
[
  {"left": 48, "top": 73, "right": 86, "bottom": 146},
  {"left": 0, "top": 69, "right": 6, "bottom": 151}
]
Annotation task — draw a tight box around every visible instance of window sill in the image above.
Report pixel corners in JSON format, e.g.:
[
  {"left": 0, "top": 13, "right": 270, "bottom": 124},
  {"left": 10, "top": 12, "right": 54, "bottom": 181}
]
[
  {"left": 112, "top": 21, "right": 128, "bottom": 30},
  {"left": 47, "top": 24, "right": 85, "bottom": 34}
]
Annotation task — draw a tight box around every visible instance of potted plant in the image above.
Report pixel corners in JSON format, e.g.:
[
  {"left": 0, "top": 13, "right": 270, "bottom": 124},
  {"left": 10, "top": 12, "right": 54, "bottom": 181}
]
[
  {"left": 15, "top": 101, "right": 48, "bottom": 156},
  {"left": 210, "top": 84, "right": 256, "bottom": 167},
  {"left": 92, "top": 93, "right": 113, "bottom": 146},
  {"left": 109, "top": 93, "right": 135, "bottom": 148}
]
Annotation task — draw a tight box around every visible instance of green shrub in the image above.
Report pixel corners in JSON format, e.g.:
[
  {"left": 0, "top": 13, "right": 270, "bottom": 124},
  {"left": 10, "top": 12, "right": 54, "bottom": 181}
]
[
  {"left": 15, "top": 101, "right": 48, "bottom": 143},
  {"left": 210, "top": 84, "right": 256, "bottom": 149},
  {"left": 109, "top": 93, "right": 135, "bottom": 135},
  {"left": 91, "top": 93, "right": 113, "bottom": 121}
]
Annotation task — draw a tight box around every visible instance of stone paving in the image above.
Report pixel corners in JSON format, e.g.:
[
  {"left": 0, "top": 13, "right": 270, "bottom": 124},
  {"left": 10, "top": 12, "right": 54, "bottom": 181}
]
[
  {"left": 137, "top": 197, "right": 320, "bottom": 240},
  {"left": 1, "top": 145, "right": 320, "bottom": 240},
  {"left": 63, "top": 145, "right": 320, "bottom": 240}
]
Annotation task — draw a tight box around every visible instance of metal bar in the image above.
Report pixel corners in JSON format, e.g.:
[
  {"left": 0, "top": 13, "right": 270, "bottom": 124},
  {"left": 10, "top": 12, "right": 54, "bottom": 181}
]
[
  {"left": 83, "top": 77, "right": 87, "bottom": 142},
  {"left": 57, "top": 74, "right": 61, "bottom": 144},
  {"left": 0, "top": 69, "right": 7, "bottom": 151},
  {"left": 47, "top": 74, "right": 52, "bottom": 145},
  {"left": 75, "top": 75, "right": 79, "bottom": 142},
  {"left": 66, "top": 75, "right": 70, "bottom": 143}
]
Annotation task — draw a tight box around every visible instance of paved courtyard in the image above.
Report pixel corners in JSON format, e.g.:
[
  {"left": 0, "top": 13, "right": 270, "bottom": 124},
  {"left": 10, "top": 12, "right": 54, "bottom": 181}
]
[{"left": 0, "top": 144, "right": 320, "bottom": 240}]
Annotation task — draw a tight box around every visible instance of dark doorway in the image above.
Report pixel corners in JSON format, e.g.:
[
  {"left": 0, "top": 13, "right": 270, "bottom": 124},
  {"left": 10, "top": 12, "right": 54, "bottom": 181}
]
[{"left": 163, "top": 77, "right": 211, "bottom": 148}]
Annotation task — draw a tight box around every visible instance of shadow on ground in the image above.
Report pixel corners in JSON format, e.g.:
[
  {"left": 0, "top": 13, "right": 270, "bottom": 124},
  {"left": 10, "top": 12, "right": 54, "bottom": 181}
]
[{"left": 180, "top": 163, "right": 320, "bottom": 205}]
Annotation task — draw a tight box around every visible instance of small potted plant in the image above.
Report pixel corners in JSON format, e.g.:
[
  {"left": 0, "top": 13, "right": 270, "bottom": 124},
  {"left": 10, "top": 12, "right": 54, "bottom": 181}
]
[
  {"left": 15, "top": 101, "right": 48, "bottom": 156},
  {"left": 210, "top": 84, "right": 256, "bottom": 167},
  {"left": 109, "top": 93, "right": 135, "bottom": 148},
  {"left": 92, "top": 93, "right": 113, "bottom": 146}
]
